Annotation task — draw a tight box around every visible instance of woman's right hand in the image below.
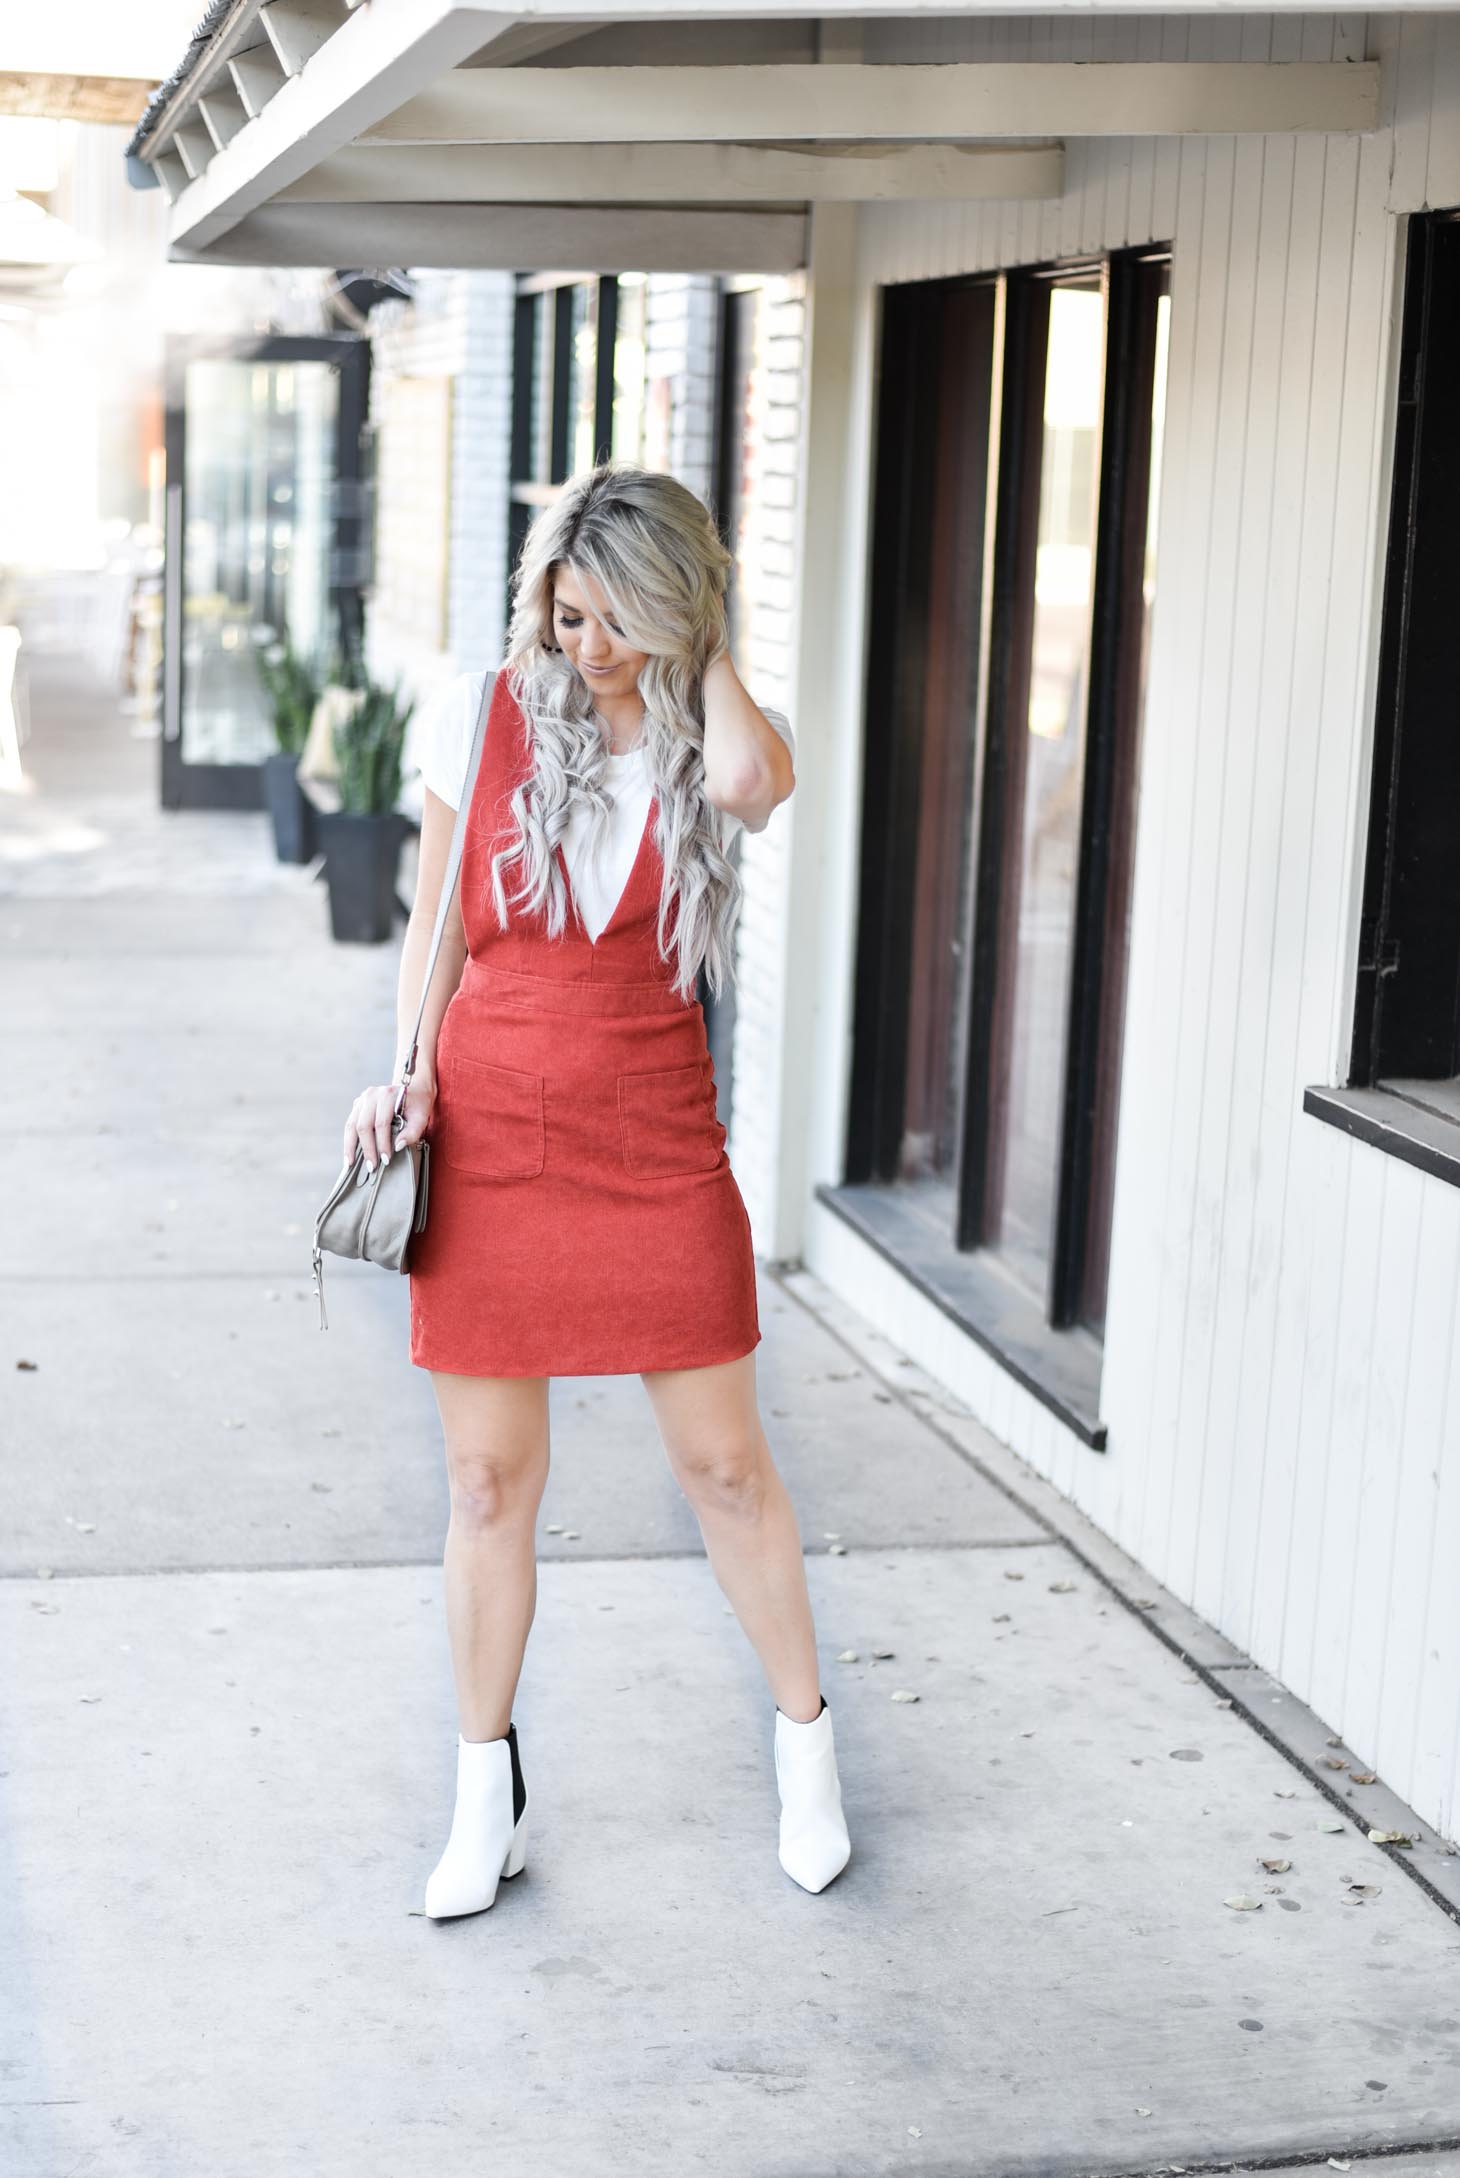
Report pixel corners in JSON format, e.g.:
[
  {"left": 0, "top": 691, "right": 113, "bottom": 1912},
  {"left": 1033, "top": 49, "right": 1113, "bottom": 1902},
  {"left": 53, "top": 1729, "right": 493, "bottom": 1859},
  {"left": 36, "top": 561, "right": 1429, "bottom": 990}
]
[{"left": 343, "top": 1073, "right": 437, "bottom": 1173}]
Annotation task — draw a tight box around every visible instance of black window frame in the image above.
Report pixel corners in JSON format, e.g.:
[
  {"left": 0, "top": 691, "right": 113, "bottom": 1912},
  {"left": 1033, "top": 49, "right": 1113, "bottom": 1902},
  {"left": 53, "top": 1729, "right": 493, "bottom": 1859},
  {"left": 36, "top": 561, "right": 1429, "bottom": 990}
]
[
  {"left": 161, "top": 331, "right": 371, "bottom": 812},
  {"left": 819, "top": 243, "right": 1173, "bottom": 1448},
  {"left": 1305, "top": 209, "right": 1460, "bottom": 1188},
  {"left": 507, "top": 272, "right": 621, "bottom": 623}
]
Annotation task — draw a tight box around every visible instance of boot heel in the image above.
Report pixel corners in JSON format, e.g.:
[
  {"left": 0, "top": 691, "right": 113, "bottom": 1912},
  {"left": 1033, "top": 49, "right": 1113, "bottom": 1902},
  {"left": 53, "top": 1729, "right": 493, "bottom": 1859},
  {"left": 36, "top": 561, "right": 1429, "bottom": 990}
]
[{"left": 501, "top": 1811, "right": 527, "bottom": 1879}]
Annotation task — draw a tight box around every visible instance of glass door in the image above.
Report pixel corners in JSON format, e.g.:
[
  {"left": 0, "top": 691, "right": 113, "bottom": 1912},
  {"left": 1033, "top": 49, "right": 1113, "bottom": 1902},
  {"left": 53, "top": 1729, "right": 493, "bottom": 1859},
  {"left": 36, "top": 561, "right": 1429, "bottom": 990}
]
[{"left": 161, "top": 334, "right": 370, "bottom": 809}]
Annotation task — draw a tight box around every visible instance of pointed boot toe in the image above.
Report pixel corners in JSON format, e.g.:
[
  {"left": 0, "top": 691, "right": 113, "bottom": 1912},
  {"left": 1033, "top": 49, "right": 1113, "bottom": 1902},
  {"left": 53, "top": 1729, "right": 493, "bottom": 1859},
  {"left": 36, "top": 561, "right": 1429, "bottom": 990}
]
[
  {"left": 774, "top": 1696, "right": 851, "bottom": 1894},
  {"left": 424, "top": 1724, "right": 529, "bottom": 1921}
]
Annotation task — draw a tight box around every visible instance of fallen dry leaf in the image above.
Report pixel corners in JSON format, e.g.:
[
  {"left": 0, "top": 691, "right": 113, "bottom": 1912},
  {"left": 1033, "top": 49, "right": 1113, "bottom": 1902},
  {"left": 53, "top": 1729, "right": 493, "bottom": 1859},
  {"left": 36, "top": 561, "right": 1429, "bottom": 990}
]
[
  {"left": 890, "top": 1689, "right": 919, "bottom": 1703},
  {"left": 1322, "top": 1755, "right": 1348, "bottom": 1771},
  {"left": 1224, "top": 1895, "right": 1262, "bottom": 1911},
  {"left": 1317, "top": 1818, "right": 1345, "bottom": 1833},
  {"left": 16, "top": 1358, "right": 38, "bottom": 1371},
  {"left": 836, "top": 1649, "right": 859, "bottom": 1663},
  {"left": 1367, "top": 1829, "right": 1414, "bottom": 1847},
  {"left": 828, "top": 1543, "right": 847, "bottom": 1556},
  {"left": 1350, "top": 1771, "right": 1377, "bottom": 1785},
  {"left": 1259, "top": 1857, "right": 1291, "bottom": 1874},
  {"left": 872, "top": 1647, "right": 895, "bottom": 1659},
  {"left": 1049, "top": 1579, "right": 1077, "bottom": 1594},
  {"left": 1003, "top": 1569, "right": 1025, "bottom": 1581}
]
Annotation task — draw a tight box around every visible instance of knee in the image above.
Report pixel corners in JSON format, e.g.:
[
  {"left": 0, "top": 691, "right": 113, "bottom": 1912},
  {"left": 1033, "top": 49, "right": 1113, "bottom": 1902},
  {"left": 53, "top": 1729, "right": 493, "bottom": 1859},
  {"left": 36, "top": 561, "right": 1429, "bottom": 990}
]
[
  {"left": 672, "top": 1438, "right": 767, "bottom": 1521},
  {"left": 445, "top": 1447, "right": 541, "bottom": 1533}
]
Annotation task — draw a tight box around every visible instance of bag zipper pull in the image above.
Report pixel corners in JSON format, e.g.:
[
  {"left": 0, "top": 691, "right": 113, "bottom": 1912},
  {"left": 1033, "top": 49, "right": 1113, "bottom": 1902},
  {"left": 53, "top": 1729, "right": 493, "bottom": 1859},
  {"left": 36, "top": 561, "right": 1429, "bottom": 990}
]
[{"left": 311, "top": 1244, "right": 329, "bottom": 1331}]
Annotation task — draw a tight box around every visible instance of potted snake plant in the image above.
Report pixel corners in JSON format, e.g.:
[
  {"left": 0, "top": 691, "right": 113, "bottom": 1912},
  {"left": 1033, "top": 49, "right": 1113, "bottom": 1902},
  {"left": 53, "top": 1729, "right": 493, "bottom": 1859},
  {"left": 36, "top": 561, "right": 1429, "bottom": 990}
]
[
  {"left": 252, "top": 628, "right": 323, "bottom": 864},
  {"left": 314, "top": 667, "right": 415, "bottom": 943}
]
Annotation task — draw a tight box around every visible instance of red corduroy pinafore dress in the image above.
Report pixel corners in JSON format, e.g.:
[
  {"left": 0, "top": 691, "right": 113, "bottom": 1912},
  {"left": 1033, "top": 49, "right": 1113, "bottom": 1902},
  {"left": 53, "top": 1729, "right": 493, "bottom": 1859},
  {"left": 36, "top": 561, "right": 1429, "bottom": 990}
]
[{"left": 408, "top": 672, "right": 761, "bottom": 1378}]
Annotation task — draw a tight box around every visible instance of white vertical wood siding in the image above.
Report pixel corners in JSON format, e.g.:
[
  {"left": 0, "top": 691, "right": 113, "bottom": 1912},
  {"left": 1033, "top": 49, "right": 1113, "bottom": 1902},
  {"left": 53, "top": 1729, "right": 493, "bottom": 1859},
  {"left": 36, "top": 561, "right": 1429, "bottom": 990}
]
[{"left": 800, "top": 12, "right": 1460, "bottom": 1838}]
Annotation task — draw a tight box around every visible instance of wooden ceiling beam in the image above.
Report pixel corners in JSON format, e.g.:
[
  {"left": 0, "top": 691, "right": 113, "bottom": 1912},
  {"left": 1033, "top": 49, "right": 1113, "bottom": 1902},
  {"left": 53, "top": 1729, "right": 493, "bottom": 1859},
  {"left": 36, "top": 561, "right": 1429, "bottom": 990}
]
[
  {"left": 276, "top": 137, "right": 1065, "bottom": 205},
  {"left": 175, "top": 198, "right": 808, "bottom": 273},
  {"left": 362, "top": 58, "right": 1381, "bottom": 146},
  {"left": 0, "top": 73, "right": 153, "bottom": 125}
]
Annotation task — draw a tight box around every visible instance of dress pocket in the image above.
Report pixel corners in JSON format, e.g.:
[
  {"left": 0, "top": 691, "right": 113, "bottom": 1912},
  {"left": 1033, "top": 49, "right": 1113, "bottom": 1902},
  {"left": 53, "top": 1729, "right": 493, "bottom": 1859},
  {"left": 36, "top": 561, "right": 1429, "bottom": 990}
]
[
  {"left": 618, "top": 1060, "right": 726, "bottom": 1178},
  {"left": 435, "top": 1055, "right": 545, "bottom": 1179}
]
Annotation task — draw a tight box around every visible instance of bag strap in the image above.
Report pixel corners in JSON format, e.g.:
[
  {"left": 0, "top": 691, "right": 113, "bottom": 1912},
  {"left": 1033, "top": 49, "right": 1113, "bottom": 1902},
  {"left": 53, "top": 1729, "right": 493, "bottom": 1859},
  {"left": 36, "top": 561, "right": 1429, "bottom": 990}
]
[{"left": 394, "top": 671, "right": 494, "bottom": 1115}]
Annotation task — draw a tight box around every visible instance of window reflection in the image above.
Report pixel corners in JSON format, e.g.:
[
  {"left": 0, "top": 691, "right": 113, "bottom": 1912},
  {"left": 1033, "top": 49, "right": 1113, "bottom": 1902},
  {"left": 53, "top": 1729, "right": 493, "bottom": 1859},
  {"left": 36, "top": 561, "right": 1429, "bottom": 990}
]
[
  {"left": 181, "top": 358, "right": 337, "bottom": 767},
  {"left": 992, "top": 282, "right": 1104, "bottom": 1299}
]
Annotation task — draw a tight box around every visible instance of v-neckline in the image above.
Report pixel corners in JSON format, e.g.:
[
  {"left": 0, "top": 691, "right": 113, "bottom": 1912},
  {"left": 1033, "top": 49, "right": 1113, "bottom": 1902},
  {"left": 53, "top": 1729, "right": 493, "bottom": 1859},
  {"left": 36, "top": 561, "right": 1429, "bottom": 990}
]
[{"left": 554, "top": 793, "right": 657, "bottom": 950}]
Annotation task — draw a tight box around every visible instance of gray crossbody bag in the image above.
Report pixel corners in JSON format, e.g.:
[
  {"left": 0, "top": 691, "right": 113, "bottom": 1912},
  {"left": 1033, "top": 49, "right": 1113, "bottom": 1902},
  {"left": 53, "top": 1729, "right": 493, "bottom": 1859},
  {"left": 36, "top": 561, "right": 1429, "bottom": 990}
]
[{"left": 310, "top": 675, "right": 492, "bottom": 1330}]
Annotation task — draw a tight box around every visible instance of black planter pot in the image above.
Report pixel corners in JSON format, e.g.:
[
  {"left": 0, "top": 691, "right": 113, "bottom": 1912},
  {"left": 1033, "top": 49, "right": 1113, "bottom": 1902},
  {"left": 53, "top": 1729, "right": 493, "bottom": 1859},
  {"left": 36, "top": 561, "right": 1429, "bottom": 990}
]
[
  {"left": 262, "top": 751, "right": 316, "bottom": 864},
  {"left": 316, "top": 810, "right": 406, "bottom": 943}
]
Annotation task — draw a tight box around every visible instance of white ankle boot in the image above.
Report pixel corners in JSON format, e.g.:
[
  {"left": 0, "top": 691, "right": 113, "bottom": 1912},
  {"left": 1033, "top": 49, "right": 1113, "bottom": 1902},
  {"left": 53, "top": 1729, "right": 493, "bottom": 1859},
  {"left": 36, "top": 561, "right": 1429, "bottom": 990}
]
[
  {"left": 423, "top": 1724, "right": 528, "bottom": 1920},
  {"left": 774, "top": 1695, "right": 851, "bottom": 1893}
]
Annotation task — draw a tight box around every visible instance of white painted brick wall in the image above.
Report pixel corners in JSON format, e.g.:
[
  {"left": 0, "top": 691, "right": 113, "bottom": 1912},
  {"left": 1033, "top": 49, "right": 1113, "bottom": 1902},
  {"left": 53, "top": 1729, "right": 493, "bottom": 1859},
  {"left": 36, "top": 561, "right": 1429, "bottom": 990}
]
[
  {"left": 643, "top": 275, "right": 720, "bottom": 502},
  {"left": 365, "top": 271, "right": 514, "bottom": 815},
  {"left": 722, "top": 273, "right": 807, "bottom": 1250}
]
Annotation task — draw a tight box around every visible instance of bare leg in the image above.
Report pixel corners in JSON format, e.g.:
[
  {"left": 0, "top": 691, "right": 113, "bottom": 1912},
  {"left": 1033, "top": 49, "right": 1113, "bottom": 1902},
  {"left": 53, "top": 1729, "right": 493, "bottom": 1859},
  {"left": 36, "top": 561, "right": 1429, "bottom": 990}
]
[
  {"left": 429, "top": 1370, "right": 551, "bottom": 1741},
  {"left": 640, "top": 1351, "right": 822, "bottom": 1722}
]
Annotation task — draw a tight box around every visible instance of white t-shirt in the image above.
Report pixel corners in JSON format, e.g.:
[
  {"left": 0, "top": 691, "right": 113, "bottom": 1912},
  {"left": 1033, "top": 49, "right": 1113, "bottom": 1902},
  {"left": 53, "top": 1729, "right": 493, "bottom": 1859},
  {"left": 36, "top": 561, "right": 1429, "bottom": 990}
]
[{"left": 410, "top": 668, "right": 796, "bottom": 945}]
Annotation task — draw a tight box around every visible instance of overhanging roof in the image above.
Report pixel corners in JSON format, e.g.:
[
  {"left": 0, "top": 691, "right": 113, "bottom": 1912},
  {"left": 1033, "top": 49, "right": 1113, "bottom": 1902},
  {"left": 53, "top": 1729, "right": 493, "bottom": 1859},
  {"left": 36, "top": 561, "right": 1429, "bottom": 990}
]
[{"left": 124, "top": 1, "right": 1386, "bottom": 274}]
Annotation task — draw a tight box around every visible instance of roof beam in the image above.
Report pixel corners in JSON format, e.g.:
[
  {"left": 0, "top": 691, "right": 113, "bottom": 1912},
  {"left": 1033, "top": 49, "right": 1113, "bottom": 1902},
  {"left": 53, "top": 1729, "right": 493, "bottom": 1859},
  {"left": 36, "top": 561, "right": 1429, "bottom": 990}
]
[
  {"left": 276, "top": 138, "right": 1065, "bottom": 205},
  {"left": 362, "top": 59, "right": 1381, "bottom": 145},
  {"left": 198, "top": 86, "right": 250, "bottom": 152},
  {"left": 260, "top": 1, "right": 355, "bottom": 79},
  {"left": 228, "top": 49, "right": 289, "bottom": 119},
  {"left": 174, "top": 199, "right": 808, "bottom": 274},
  {"left": 159, "top": 0, "right": 522, "bottom": 252},
  {"left": 172, "top": 127, "right": 215, "bottom": 182}
]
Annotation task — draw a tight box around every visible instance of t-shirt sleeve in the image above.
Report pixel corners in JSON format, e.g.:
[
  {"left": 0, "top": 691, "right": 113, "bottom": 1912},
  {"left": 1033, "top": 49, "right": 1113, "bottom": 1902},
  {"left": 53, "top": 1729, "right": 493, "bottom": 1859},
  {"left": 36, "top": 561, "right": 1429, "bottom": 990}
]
[
  {"left": 725, "top": 704, "right": 796, "bottom": 838},
  {"left": 411, "top": 669, "right": 494, "bottom": 811},
  {"left": 760, "top": 706, "right": 795, "bottom": 761}
]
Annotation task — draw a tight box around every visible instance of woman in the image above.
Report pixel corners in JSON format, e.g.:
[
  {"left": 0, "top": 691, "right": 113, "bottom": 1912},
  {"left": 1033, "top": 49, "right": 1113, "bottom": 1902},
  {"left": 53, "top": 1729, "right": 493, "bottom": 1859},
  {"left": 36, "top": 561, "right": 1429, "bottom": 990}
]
[{"left": 342, "top": 463, "right": 851, "bottom": 1920}]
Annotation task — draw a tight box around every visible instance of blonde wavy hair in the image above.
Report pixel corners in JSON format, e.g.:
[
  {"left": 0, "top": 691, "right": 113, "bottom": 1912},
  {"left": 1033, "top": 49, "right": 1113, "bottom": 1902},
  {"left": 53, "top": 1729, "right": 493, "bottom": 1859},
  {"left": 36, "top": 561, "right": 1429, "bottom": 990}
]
[{"left": 486, "top": 461, "right": 743, "bottom": 1002}]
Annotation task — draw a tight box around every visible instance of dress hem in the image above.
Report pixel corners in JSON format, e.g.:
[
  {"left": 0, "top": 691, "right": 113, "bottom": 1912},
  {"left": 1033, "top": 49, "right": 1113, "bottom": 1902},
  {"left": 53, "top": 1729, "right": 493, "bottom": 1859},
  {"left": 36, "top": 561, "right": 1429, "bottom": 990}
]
[{"left": 409, "top": 1331, "right": 761, "bottom": 1380}]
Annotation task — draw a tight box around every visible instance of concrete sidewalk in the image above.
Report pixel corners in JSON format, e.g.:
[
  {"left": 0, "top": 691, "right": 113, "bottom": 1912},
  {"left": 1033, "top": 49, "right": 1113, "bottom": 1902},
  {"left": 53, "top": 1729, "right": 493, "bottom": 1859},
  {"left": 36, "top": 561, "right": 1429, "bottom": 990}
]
[{"left": 5, "top": 658, "right": 1460, "bottom": 2178}]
